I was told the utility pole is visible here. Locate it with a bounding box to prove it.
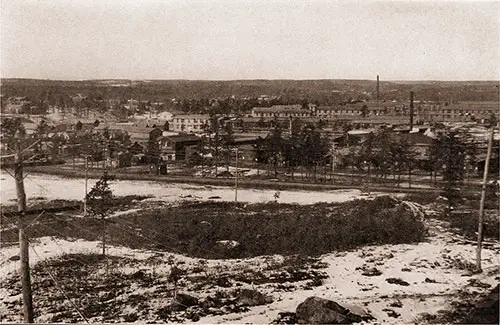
[476,125,495,272]
[331,142,336,183]
[15,139,34,323]
[409,91,415,131]
[83,155,89,216]
[234,147,238,202]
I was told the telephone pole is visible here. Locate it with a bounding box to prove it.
[234,147,238,202]
[15,139,34,323]
[476,125,495,271]
[83,155,89,216]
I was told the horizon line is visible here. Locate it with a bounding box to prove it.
[1,77,500,83]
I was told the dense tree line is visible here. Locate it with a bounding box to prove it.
[2,79,498,115]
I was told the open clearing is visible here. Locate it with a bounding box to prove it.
[0,172,386,205]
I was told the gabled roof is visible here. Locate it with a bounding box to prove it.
[392,132,434,145]
[158,134,200,142]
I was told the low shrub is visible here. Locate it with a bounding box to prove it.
[110,196,427,258]
[447,211,499,240]
[10,196,427,259]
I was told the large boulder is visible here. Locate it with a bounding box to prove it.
[170,292,199,311]
[296,296,374,324]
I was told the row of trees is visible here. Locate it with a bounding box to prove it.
[0,118,133,166]
[254,124,330,179]
[198,122,484,203]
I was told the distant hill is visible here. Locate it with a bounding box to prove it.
[1,78,498,104]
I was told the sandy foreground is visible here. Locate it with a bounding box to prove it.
[0,172,498,323]
[1,218,498,324]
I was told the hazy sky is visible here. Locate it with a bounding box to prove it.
[1,0,499,81]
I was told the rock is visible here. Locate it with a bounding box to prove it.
[215,276,232,288]
[236,288,273,306]
[386,278,410,286]
[131,270,147,280]
[467,279,492,289]
[189,312,200,322]
[8,255,20,261]
[362,267,382,276]
[170,293,199,311]
[389,300,403,308]
[424,277,437,283]
[215,240,240,249]
[271,311,297,324]
[295,296,375,324]
[382,308,401,318]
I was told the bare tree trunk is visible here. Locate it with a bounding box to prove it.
[476,126,494,271]
[102,218,106,256]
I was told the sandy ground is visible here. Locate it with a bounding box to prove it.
[1,172,498,324]
[1,218,498,324]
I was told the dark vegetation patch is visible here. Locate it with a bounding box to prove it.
[421,285,499,324]
[0,195,152,244]
[445,211,499,240]
[3,196,426,259]
[404,191,499,240]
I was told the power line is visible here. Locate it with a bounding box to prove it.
[29,245,90,324]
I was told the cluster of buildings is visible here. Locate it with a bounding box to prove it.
[249,101,498,124]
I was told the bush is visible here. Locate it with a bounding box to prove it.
[447,212,499,240]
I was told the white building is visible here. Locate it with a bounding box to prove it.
[171,114,210,133]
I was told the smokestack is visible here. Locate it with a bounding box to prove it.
[410,91,414,130]
[376,75,380,105]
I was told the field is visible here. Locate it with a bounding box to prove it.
[1,188,499,324]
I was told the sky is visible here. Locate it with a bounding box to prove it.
[1,0,499,81]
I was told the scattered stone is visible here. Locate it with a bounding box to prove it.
[467,279,492,289]
[389,300,403,308]
[425,278,437,283]
[215,276,232,288]
[131,270,148,280]
[200,220,212,227]
[270,311,297,324]
[386,278,410,286]
[215,240,240,249]
[382,308,401,318]
[295,296,375,324]
[362,267,382,277]
[401,267,412,272]
[170,293,199,311]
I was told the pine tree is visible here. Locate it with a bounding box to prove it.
[86,171,115,256]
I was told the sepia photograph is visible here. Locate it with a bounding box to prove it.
[0,0,499,324]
